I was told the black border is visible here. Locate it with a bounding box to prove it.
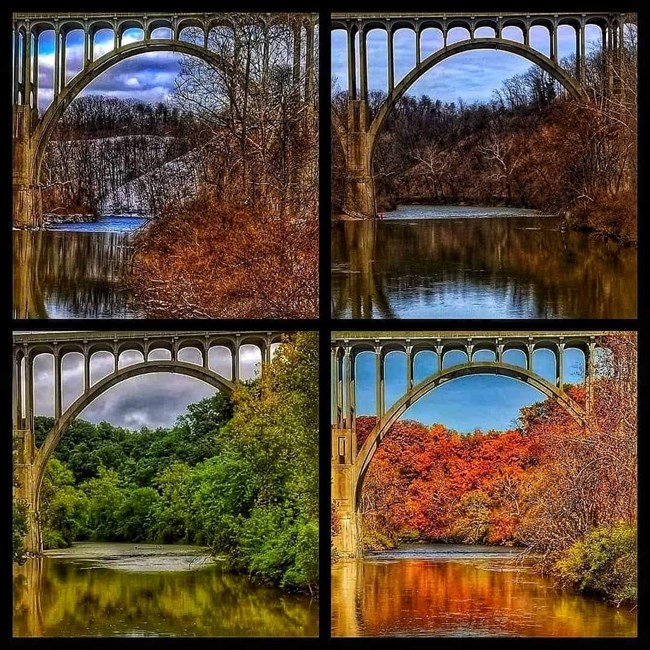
[6,0,648,647]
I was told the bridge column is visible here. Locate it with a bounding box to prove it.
[13,354,22,430]
[13,449,41,556]
[53,25,60,98]
[32,31,39,115]
[232,336,241,382]
[332,429,360,558]
[578,19,586,81]
[332,347,340,426]
[387,27,394,93]
[526,342,534,371]
[342,347,352,428]
[415,25,421,65]
[53,347,62,420]
[550,22,558,62]
[359,26,368,101]
[343,100,375,217]
[557,342,565,388]
[405,344,413,391]
[375,345,384,418]
[13,104,41,228]
[436,343,443,374]
[14,345,40,555]
[83,345,90,392]
[23,22,31,111]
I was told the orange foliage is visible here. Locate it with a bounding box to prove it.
[358,416,536,547]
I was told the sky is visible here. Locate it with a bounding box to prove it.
[34,27,183,113]
[31,343,275,430]
[26,23,609,115]
[353,347,588,433]
[332,24,604,102]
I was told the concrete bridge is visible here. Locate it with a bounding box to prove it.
[13,330,287,555]
[331,331,605,557]
[331,12,627,217]
[12,12,317,228]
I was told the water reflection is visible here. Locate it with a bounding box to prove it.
[14,549,318,637]
[331,546,637,637]
[332,209,637,319]
[13,218,145,319]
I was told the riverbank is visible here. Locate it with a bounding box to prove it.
[338,197,637,247]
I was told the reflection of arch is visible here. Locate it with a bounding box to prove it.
[34,360,234,503]
[353,361,586,506]
[367,38,586,163]
[31,39,230,185]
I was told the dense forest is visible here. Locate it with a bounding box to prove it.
[336,333,636,606]
[14,333,319,594]
[332,26,637,244]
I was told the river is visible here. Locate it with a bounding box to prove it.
[332,206,637,319]
[13,216,147,319]
[13,543,318,637]
[331,544,636,637]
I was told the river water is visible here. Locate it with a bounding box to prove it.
[13,543,318,637]
[332,206,637,319]
[331,544,636,637]
[13,216,147,319]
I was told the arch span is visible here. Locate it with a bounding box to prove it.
[34,359,234,505]
[352,361,587,508]
[31,39,229,185]
[366,38,587,163]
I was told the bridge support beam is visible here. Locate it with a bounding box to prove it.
[14,429,42,557]
[13,106,41,229]
[343,100,375,218]
[332,427,361,558]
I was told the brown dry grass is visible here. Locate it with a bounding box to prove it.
[130,200,318,318]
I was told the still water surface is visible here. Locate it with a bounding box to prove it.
[13,216,146,319]
[331,544,637,637]
[332,206,637,319]
[13,543,318,637]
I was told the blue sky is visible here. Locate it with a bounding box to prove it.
[353,347,587,432]
[332,24,604,102]
[34,28,183,113]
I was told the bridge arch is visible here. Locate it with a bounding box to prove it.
[366,38,587,165]
[352,361,587,509]
[30,39,230,188]
[33,360,235,510]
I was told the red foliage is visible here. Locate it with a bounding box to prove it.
[360,419,537,545]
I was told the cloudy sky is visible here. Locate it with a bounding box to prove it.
[35,27,183,113]
[31,342,271,430]
[332,24,604,102]
[355,347,587,432]
[28,24,609,115]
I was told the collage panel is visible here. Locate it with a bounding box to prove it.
[331,331,637,637]
[12,330,319,637]
[331,12,637,319]
[13,11,318,320]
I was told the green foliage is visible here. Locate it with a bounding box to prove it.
[37,335,318,592]
[554,523,637,606]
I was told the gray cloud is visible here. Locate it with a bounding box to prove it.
[32,344,267,429]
